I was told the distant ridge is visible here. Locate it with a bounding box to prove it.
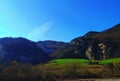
[0,24,120,64]
[0,37,48,64]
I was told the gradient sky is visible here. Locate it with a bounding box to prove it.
[0,0,120,42]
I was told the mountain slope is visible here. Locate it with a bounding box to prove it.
[0,37,48,64]
[50,24,120,60]
[93,23,120,43]
[36,40,68,54]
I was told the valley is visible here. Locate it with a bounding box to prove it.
[0,24,120,81]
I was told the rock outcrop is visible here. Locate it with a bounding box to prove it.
[50,24,120,60]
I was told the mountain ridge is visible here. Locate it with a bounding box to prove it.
[0,23,120,64]
[0,37,48,65]
[36,40,68,54]
[50,23,120,60]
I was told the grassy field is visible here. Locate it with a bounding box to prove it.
[1,58,120,80]
[48,59,90,64]
[99,58,120,64]
[47,58,120,65]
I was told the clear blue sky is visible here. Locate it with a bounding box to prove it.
[0,0,120,42]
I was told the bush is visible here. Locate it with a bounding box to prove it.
[63,62,80,78]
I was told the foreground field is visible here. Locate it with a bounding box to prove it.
[0,58,120,81]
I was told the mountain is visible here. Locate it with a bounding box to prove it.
[0,37,48,65]
[36,40,68,54]
[0,24,119,64]
[50,24,120,60]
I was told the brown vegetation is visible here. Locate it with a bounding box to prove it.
[0,61,120,81]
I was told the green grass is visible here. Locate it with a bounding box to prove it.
[99,58,120,64]
[47,58,120,65]
[48,59,89,64]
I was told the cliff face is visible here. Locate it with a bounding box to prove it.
[85,42,112,60]
[86,43,108,60]
[50,24,120,60]
[70,37,114,60]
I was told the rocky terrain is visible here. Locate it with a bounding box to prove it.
[50,24,120,60]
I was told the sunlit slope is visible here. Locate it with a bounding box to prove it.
[47,58,120,65]
[48,59,89,64]
[99,58,120,64]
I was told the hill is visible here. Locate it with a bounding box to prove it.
[36,40,68,54]
[0,24,120,64]
[50,24,120,60]
[0,37,48,64]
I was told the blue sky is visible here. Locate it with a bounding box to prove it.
[0,0,120,42]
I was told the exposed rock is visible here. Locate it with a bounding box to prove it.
[85,45,93,60]
[50,24,120,60]
[98,43,107,59]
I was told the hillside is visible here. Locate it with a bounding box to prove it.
[36,40,68,54]
[0,24,120,81]
[50,24,120,60]
[0,24,120,64]
[0,37,48,64]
